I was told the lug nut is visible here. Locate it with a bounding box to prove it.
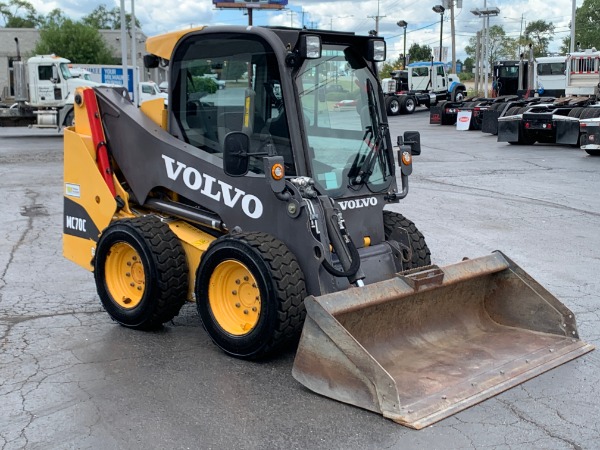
[130,282,135,287]
[243,310,249,315]
[235,279,241,285]
[137,286,142,291]
[232,290,237,295]
[252,307,257,312]
[126,272,130,277]
[244,276,249,281]
[235,303,241,308]
[127,261,132,266]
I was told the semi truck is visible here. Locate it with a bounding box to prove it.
[382,61,466,115]
[0,38,106,127]
[498,49,600,145]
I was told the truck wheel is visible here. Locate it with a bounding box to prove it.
[386,96,401,116]
[63,108,75,127]
[400,96,416,114]
[94,216,188,330]
[568,107,584,118]
[196,232,306,359]
[585,150,600,156]
[383,211,431,269]
[452,89,465,102]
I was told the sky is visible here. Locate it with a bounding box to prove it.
[23,0,580,63]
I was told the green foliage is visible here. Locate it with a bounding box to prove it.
[0,0,41,28]
[408,43,432,63]
[464,25,516,65]
[224,61,248,82]
[524,20,555,57]
[326,91,358,102]
[561,0,600,52]
[82,4,140,30]
[34,18,116,64]
[458,72,474,81]
[190,77,218,95]
[463,57,474,72]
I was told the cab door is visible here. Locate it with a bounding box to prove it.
[30,63,64,107]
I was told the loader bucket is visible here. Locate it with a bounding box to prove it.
[292,252,593,429]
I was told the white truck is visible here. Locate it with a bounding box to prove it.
[382,61,466,115]
[0,39,108,127]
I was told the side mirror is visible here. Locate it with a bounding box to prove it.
[51,65,59,84]
[144,54,159,69]
[399,131,421,155]
[223,132,250,176]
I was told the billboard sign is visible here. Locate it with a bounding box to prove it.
[214,0,287,8]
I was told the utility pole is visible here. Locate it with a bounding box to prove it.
[130,0,138,107]
[475,31,481,93]
[450,0,456,73]
[570,0,576,53]
[119,0,128,98]
[368,0,386,35]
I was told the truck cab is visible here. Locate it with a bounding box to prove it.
[27,55,102,108]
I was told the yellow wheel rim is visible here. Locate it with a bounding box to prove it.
[104,242,145,309]
[208,260,261,336]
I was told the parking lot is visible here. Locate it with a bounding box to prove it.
[1,109,600,449]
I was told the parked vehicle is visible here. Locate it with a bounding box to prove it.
[0,39,107,127]
[63,25,591,430]
[497,50,600,145]
[382,61,466,116]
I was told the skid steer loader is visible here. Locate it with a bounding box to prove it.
[62,25,593,429]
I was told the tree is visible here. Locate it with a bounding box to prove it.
[379,54,403,79]
[408,43,432,63]
[0,0,41,28]
[82,4,140,30]
[524,20,554,57]
[561,0,600,53]
[34,18,116,64]
[464,25,516,67]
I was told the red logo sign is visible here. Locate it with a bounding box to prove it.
[459,116,470,123]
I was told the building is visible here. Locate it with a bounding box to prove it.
[0,27,165,99]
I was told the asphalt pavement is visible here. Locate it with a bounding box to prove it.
[1,111,600,449]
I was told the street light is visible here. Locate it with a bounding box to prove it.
[397,20,408,68]
[471,6,500,97]
[432,5,445,63]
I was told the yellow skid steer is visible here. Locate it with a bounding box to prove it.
[62,25,593,429]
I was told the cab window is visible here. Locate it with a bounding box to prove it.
[171,34,294,174]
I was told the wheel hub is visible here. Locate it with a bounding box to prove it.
[209,260,261,335]
[104,242,145,309]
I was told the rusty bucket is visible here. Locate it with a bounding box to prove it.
[292,252,593,429]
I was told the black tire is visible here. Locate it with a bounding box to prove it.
[568,107,584,118]
[585,149,600,156]
[386,96,401,116]
[505,106,520,116]
[63,108,75,127]
[196,232,306,359]
[94,216,188,330]
[452,88,465,102]
[400,96,416,114]
[383,211,431,269]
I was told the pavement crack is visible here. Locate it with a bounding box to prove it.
[497,398,583,449]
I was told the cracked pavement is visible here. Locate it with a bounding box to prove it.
[1,115,599,449]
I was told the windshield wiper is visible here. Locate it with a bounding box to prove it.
[351,79,389,186]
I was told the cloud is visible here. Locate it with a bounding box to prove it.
[25,0,577,61]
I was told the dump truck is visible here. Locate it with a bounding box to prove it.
[62,25,593,429]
